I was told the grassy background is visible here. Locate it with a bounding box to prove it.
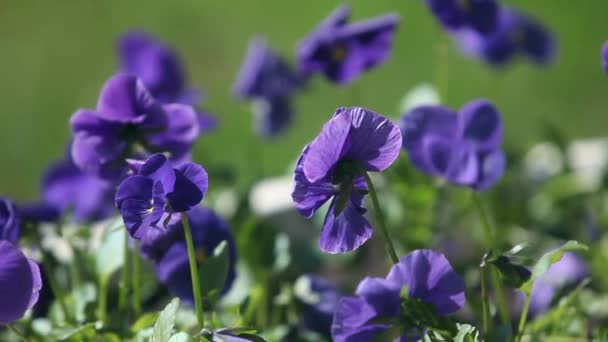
[1,0,607,200]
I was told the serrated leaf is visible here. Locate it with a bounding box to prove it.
[454,324,480,342]
[520,241,588,294]
[150,298,180,342]
[131,312,160,332]
[96,223,125,279]
[200,241,230,298]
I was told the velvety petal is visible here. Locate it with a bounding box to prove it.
[148,104,200,151]
[473,149,505,191]
[319,194,372,254]
[519,12,556,65]
[70,109,126,163]
[386,249,466,316]
[138,153,176,194]
[139,212,181,261]
[292,146,335,217]
[297,274,343,336]
[27,259,42,308]
[0,241,38,325]
[331,297,389,342]
[0,197,20,243]
[167,163,208,212]
[303,110,351,183]
[400,105,458,174]
[421,135,453,176]
[444,142,480,186]
[116,176,166,239]
[17,202,61,223]
[252,95,293,137]
[342,107,402,172]
[355,277,401,317]
[603,41,608,75]
[96,73,161,123]
[457,99,503,151]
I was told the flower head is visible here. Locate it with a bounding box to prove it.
[602,41,608,74]
[233,37,301,136]
[295,274,343,336]
[292,107,401,253]
[70,73,200,179]
[331,250,466,341]
[400,99,505,191]
[0,241,42,325]
[297,5,400,85]
[0,197,20,243]
[425,0,498,34]
[115,153,208,239]
[454,7,555,66]
[150,206,237,305]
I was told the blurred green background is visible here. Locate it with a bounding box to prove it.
[1,0,607,200]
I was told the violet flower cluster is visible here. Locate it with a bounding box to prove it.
[400,99,505,190]
[292,106,401,253]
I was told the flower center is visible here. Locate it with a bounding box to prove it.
[332,44,348,63]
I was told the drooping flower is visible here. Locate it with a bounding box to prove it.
[0,197,20,243]
[70,73,200,180]
[294,274,343,337]
[331,249,466,341]
[149,206,237,305]
[233,37,301,136]
[291,107,402,253]
[115,153,208,239]
[0,241,42,325]
[425,0,498,35]
[602,41,608,74]
[454,7,556,66]
[117,31,216,133]
[400,99,505,191]
[297,5,400,85]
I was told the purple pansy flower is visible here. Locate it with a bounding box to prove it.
[400,99,505,191]
[425,0,498,35]
[118,31,217,133]
[297,5,400,85]
[70,73,200,180]
[454,7,556,66]
[0,197,20,243]
[233,37,301,136]
[115,153,208,239]
[291,107,402,253]
[150,206,237,305]
[602,41,608,74]
[0,241,42,325]
[331,250,466,341]
[295,274,343,337]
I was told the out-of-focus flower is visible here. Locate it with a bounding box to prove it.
[331,249,466,341]
[249,176,294,216]
[0,197,20,243]
[566,137,608,191]
[70,73,200,180]
[454,7,555,66]
[292,107,402,253]
[0,241,42,325]
[118,31,217,133]
[399,83,440,114]
[294,274,343,336]
[115,153,208,239]
[602,41,608,74]
[233,37,301,136]
[297,5,400,85]
[400,99,505,191]
[149,206,237,305]
[425,0,498,34]
[523,142,563,182]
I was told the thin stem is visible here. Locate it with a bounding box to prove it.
[181,212,206,330]
[132,240,142,317]
[41,254,72,323]
[362,172,399,264]
[480,264,491,334]
[434,34,449,101]
[491,266,510,325]
[516,293,532,342]
[118,229,131,320]
[7,324,29,341]
[471,192,494,247]
[98,276,109,325]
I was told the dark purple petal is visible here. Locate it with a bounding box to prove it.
[457,99,503,151]
[96,73,161,124]
[342,107,402,172]
[519,12,556,65]
[0,198,20,243]
[603,41,608,75]
[331,297,389,342]
[148,104,200,152]
[139,212,181,260]
[138,153,176,194]
[253,95,294,137]
[400,105,458,174]
[0,241,41,325]
[70,109,126,162]
[444,142,480,186]
[116,176,166,239]
[17,202,61,223]
[386,249,466,316]
[167,163,208,212]
[292,146,335,218]
[319,193,372,253]
[298,274,343,336]
[473,149,505,191]
[355,277,400,317]
[303,110,351,183]
[425,0,498,34]
[421,135,453,176]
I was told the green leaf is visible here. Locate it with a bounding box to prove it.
[168,332,192,342]
[520,240,588,294]
[485,325,513,342]
[489,255,532,288]
[454,324,480,342]
[96,222,125,279]
[52,323,97,341]
[150,298,180,342]
[131,312,160,332]
[199,241,230,299]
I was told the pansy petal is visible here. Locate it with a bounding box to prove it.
[139,153,176,193]
[27,259,42,308]
[421,135,453,176]
[319,196,372,253]
[603,41,608,75]
[386,249,466,316]
[0,241,36,325]
[331,297,389,342]
[303,110,351,183]
[355,277,400,317]
[167,163,208,212]
[292,150,335,217]
[519,12,556,65]
[473,149,506,191]
[445,142,479,186]
[457,99,502,151]
[116,176,165,238]
[148,104,200,150]
[0,198,20,243]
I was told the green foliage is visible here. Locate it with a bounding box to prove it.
[200,241,230,299]
[151,298,180,342]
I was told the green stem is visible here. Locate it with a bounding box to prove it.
[181,212,206,330]
[516,293,532,342]
[491,266,510,325]
[132,240,142,317]
[434,34,449,101]
[362,172,399,264]
[98,276,109,325]
[7,324,29,341]
[41,254,72,323]
[472,192,494,247]
[118,230,131,320]
[480,264,491,334]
